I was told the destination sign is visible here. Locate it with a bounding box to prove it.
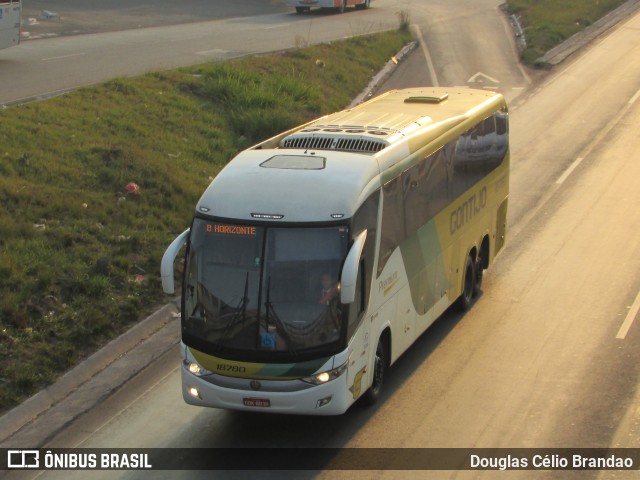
[206,224,257,236]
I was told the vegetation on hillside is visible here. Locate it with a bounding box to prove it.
[506,0,628,64]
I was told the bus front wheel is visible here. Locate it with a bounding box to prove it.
[363,336,387,405]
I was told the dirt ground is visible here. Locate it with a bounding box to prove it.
[20,0,289,39]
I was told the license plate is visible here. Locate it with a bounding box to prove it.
[243,397,271,407]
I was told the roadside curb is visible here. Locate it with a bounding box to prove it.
[349,41,418,108]
[0,303,179,447]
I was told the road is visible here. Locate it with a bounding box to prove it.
[20,0,289,37]
[1,0,529,105]
[2,0,640,478]
[375,0,530,101]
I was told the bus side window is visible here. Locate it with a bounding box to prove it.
[378,177,404,275]
[358,259,366,314]
[347,258,366,339]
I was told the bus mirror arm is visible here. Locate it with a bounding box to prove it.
[161,229,190,295]
[340,230,367,304]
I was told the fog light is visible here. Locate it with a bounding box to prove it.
[188,387,201,399]
[316,396,333,408]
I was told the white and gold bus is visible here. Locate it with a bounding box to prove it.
[162,88,509,415]
[0,0,20,51]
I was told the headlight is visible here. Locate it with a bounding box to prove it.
[302,362,347,385]
[184,360,211,377]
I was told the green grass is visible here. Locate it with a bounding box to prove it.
[506,0,628,65]
[0,29,413,413]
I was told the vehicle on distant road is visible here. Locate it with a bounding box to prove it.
[289,0,370,14]
[0,0,20,50]
[162,87,510,415]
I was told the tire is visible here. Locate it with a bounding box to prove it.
[473,255,483,297]
[362,336,387,405]
[456,254,475,312]
[295,7,307,13]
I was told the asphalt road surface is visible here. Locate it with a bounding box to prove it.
[20,0,290,37]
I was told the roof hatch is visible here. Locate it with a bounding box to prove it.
[404,93,449,104]
[260,154,326,170]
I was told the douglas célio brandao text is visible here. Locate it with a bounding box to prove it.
[470,453,635,470]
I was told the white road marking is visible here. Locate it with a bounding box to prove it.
[467,72,500,84]
[42,52,86,61]
[556,87,640,185]
[556,156,585,185]
[617,289,640,339]
[413,24,438,87]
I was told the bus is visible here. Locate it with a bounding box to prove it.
[161,87,509,415]
[0,0,20,51]
[289,0,370,14]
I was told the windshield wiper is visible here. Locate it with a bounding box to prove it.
[214,272,251,349]
[264,276,297,356]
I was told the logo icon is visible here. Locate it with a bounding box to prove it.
[250,380,262,391]
[8,450,40,469]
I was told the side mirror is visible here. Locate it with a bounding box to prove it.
[340,230,367,304]
[161,229,190,294]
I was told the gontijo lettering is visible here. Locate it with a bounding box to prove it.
[450,186,487,235]
[207,224,256,236]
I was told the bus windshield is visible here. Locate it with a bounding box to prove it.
[183,219,349,361]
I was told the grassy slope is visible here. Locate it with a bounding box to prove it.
[506,0,628,64]
[0,30,412,412]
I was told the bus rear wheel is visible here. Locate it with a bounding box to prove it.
[473,255,484,297]
[363,337,387,405]
[456,254,475,312]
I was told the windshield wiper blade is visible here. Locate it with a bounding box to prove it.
[215,272,251,349]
